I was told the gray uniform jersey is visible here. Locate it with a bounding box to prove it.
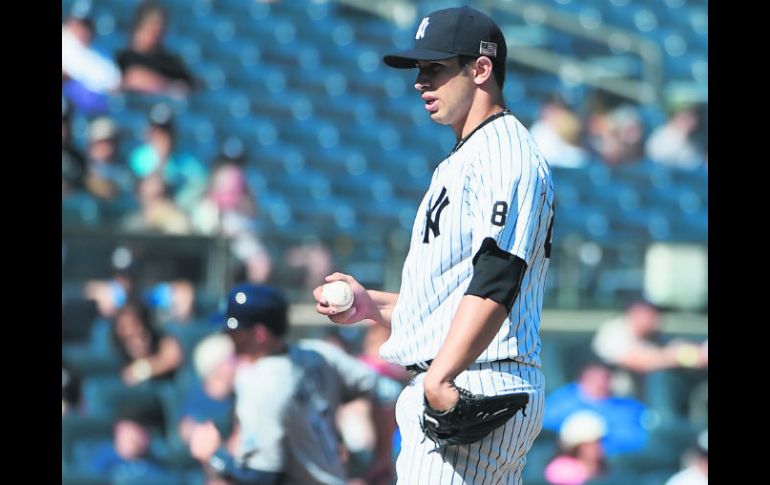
[233,339,399,485]
[380,112,555,368]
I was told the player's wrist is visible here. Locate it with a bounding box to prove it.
[424,378,460,411]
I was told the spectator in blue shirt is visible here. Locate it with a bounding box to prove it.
[128,103,207,213]
[178,334,237,446]
[543,358,649,456]
[85,417,170,481]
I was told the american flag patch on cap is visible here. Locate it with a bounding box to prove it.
[479,41,497,57]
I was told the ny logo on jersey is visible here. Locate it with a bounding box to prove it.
[423,186,449,243]
[415,17,430,39]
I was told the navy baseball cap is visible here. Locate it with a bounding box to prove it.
[223,284,288,336]
[383,6,507,69]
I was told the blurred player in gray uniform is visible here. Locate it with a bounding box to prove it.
[190,283,399,485]
[315,6,555,484]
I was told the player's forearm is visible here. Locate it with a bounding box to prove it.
[425,295,508,388]
[367,290,399,328]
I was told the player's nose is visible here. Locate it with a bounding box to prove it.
[414,72,430,92]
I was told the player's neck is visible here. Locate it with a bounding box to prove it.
[451,99,508,153]
[455,95,506,141]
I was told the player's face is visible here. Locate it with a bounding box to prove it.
[414,58,475,129]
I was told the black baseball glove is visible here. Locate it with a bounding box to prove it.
[421,384,529,447]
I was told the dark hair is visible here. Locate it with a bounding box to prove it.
[132,0,168,32]
[112,301,161,363]
[458,55,506,90]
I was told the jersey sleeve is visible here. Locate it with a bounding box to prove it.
[465,129,551,264]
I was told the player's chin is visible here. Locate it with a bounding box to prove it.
[428,110,453,126]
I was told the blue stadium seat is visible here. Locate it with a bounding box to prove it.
[215,115,279,151]
[287,196,358,236]
[98,194,140,226]
[320,93,376,124]
[584,179,641,212]
[554,204,611,242]
[81,375,164,423]
[62,415,114,474]
[281,168,333,199]
[671,209,707,242]
[643,184,703,216]
[63,192,102,228]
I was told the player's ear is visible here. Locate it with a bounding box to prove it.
[472,56,494,86]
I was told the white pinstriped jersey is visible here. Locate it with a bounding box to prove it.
[380,112,555,368]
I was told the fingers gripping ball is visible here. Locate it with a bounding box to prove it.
[322,281,354,312]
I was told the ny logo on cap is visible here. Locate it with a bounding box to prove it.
[415,17,430,39]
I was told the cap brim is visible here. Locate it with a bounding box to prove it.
[383,48,457,68]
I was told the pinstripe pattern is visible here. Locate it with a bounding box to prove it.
[380,113,555,368]
[394,363,545,484]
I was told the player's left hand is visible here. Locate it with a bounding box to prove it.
[189,421,222,462]
[424,379,460,412]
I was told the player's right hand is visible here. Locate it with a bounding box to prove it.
[313,272,374,325]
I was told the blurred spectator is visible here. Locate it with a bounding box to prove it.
[591,300,708,397]
[62,96,87,196]
[62,362,82,416]
[62,7,121,115]
[84,416,170,481]
[188,284,398,485]
[544,410,607,485]
[122,172,193,234]
[116,0,196,96]
[192,161,272,283]
[112,301,184,386]
[645,104,705,170]
[337,324,408,480]
[147,278,198,325]
[83,270,133,320]
[543,358,648,456]
[128,103,208,213]
[665,429,707,485]
[284,242,334,292]
[592,300,708,374]
[529,96,589,168]
[588,104,644,166]
[359,324,410,384]
[178,334,236,446]
[84,116,135,201]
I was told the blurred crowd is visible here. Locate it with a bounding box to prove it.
[63,267,707,485]
[63,1,707,484]
[62,0,707,291]
[529,92,707,171]
[62,268,411,484]
[62,0,334,294]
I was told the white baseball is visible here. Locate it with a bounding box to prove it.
[322,280,354,312]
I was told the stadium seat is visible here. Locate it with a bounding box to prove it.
[63,192,102,229]
[62,415,114,474]
[81,376,166,425]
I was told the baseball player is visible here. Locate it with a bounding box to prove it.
[189,283,400,485]
[314,6,555,484]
